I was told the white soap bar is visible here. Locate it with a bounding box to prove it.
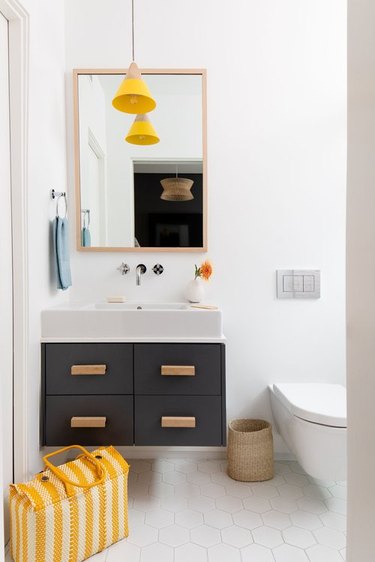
[106,296,127,303]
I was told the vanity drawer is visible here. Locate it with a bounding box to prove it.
[45,343,133,395]
[44,395,133,446]
[134,343,222,395]
[135,395,223,446]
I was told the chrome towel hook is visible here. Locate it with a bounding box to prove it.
[51,189,68,218]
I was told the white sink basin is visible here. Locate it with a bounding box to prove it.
[92,302,188,311]
[41,302,224,341]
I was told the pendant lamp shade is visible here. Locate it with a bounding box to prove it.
[125,114,160,145]
[112,62,156,114]
[160,177,194,201]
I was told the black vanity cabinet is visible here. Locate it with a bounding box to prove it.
[41,342,226,447]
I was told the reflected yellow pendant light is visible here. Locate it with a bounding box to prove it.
[126,114,160,145]
[112,0,156,115]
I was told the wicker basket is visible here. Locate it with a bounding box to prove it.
[227,419,274,481]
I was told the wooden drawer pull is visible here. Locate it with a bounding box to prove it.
[71,416,106,428]
[161,416,196,428]
[161,365,195,376]
[71,364,107,376]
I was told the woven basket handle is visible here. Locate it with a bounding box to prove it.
[43,445,105,489]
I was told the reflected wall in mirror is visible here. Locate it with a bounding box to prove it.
[73,69,207,252]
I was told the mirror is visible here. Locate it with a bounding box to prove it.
[73,69,207,251]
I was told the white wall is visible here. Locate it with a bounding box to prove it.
[65,0,347,454]
[22,0,68,474]
[347,1,375,560]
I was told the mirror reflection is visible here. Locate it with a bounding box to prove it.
[75,71,206,250]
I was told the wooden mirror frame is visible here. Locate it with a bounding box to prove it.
[73,68,207,252]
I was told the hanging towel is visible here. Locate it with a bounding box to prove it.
[81,226,91,247]
[54,217,72,290]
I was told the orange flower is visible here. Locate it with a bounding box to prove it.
[199,260,213,281]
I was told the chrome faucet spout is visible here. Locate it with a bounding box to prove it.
[136,264,147,286]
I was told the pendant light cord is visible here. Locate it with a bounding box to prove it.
[131,0,135,61]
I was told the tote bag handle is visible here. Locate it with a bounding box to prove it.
[43,445,105,488]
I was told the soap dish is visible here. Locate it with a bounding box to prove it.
[106,296,127,303]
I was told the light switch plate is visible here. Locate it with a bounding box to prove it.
[277,270,320,299]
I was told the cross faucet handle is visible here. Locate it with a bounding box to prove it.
[117,263,130,275]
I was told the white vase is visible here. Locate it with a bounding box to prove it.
[185,277,205,303]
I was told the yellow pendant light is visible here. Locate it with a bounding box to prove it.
[126,114,160,145]
[112,0,156,114]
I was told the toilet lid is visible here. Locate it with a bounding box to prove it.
[273,383,347,428]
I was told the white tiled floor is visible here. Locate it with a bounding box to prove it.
[7,459,347,562]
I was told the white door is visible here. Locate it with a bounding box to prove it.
[0,10,13,546]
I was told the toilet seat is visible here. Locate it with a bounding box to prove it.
[272,383,346,428]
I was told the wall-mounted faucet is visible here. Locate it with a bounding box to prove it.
[136,264,147,286]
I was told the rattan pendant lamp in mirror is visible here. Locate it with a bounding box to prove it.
[160,166,194,201]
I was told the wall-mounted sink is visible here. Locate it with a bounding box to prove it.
[92,302,188,311]
[41,302,224,342]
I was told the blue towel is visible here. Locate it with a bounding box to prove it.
[81,227,91,247]
[54,217,72,290]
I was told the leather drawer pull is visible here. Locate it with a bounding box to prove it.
[161,416,196,428]
[161,365,195,376]
[71,416,107,428]
[71,364,107,376]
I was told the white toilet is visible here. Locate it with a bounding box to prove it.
[269,383,347,481]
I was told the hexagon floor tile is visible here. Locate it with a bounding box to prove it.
[5,459,345,562]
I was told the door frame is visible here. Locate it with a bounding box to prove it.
[0,0,29,489]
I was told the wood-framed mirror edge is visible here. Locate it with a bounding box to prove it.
[73,68,208,253]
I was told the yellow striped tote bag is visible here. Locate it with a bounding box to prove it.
[9,445,129,562]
